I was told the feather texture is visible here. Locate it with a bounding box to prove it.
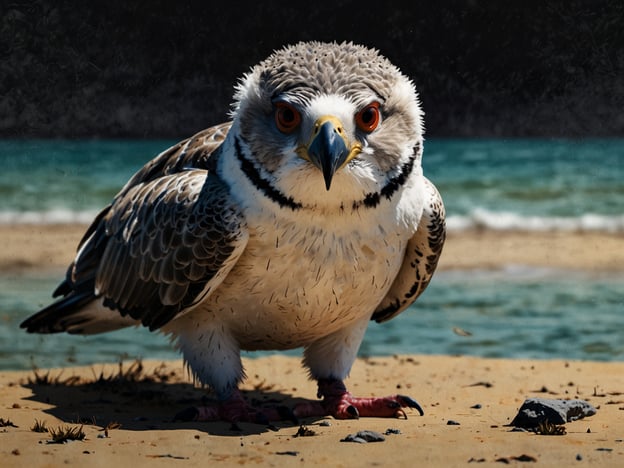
[22,42,445,399]
[21,124,247,333]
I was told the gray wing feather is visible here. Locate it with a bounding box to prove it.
[95,169,247,329]
[21,123,246,334]
[371,178,446,323]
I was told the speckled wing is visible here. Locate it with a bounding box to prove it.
[22,123,248,333]
[371,178,446,323]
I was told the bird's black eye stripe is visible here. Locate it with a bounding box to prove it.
[234,136,303,211]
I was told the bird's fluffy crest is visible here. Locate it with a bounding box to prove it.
[232,41,410,115]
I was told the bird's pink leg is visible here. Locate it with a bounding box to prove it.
[294,378,424,419]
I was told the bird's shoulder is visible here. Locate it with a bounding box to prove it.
[118,122,232,196]
[75,122,233,250]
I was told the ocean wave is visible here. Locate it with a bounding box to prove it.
[447,208,624,233]
[0,209,100,225]
[1,208,623,233]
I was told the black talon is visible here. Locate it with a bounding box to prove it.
[398,395,424,416]
[347,405,360,419]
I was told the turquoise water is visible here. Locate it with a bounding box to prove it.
[2,138,623,229]
[426,139,624,231]
[0,138,623,370]
[1,268,622,370]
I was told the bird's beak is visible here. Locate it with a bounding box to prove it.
[296,116,362,190]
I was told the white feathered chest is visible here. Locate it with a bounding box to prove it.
[184,143,425,350]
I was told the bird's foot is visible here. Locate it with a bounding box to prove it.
[293,378,424,419]
[174,389,294,427]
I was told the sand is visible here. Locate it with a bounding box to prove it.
[1,224,623,466]
[1,356,623,467]
[2,223,624,273]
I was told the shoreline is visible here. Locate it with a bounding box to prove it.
[2,223,623,274]
[1,355,623,466]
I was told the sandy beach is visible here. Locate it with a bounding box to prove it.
[3,223,624,273]
[1,224,623,466]
[1,356,623,467]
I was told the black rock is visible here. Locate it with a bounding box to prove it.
[341,430,386,443]
[510,398,597,428]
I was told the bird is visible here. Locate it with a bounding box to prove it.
[21,41,446,424]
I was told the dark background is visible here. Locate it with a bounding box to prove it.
[2,0,623,139]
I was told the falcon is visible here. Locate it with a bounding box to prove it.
[21,42,446,424]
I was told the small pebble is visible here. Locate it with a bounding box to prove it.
[576,454,583,461]
[341,430,386,443]
[385,428,401,435]
[447,420,461,425]
[471,404,482,409]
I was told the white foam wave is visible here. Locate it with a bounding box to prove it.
[447,208,624,233]
[1,207,623,234]
[0,209,99,225]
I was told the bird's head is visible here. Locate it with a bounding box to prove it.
[229,41,423,206]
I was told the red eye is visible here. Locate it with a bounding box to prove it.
[275,102,301,133]
[355,102,381,133]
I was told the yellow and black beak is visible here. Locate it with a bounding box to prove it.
[297,116,361,190]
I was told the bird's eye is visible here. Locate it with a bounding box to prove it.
[355,102,381,133]
[275,102,301,134]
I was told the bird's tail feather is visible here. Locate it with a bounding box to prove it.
[20,290,137,335]
[20,289,96,334]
